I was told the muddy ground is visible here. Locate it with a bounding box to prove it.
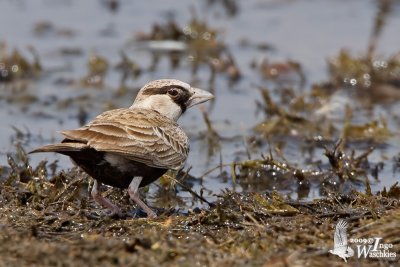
[0,147,399,266]
[1,0,400,266]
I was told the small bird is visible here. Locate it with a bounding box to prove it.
[329,220,354,262]
[30,79,214,218]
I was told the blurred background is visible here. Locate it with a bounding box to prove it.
[1,0,400,207]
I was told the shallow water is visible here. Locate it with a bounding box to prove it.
[1,0,399,204]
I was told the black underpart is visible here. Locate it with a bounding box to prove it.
[59,139,168,189]
[142,85,191,113]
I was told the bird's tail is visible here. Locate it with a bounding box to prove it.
[29,143,87,154]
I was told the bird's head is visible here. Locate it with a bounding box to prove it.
[131,79,214,121]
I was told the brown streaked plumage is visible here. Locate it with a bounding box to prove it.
[30,79,214,218]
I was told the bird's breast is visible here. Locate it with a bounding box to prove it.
[68,149,167,188]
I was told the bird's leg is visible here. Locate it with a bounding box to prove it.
[91,180,122,216]
[127,176,157,218]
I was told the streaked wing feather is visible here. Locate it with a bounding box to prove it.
[61,108,189,169]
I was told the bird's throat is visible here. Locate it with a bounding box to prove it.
[131,95,182,121]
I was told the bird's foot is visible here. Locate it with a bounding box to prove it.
[91,180,124,217]
[146,209,157,219]
[128,176,157,219]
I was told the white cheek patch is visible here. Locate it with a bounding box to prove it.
[132,95,182,121]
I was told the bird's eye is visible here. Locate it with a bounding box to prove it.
[167,88,179,97]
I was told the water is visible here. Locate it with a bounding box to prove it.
[1,0,399,204]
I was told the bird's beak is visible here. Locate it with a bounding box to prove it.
[187,87,214,108]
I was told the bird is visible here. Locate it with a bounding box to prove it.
[30,79,214,218]
[329,220,354,262]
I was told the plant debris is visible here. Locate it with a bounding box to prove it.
[0,43,41,82]
[0,148,399,266]
[1,1,400,266]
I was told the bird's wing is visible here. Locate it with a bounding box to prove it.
[61,108,189,170]
[333,220,349,251]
